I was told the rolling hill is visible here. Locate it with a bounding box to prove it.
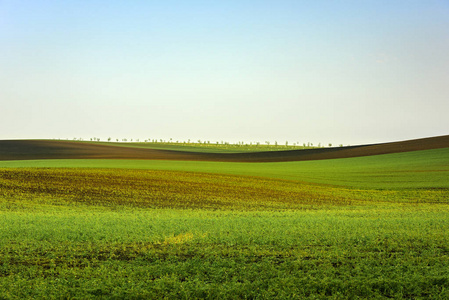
[0,135,448,162]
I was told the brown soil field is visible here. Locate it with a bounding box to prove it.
[0,135,448,162]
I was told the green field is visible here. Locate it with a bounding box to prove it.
[2,147,448,189]
[1,206,448,299]
[89,141,314,153]
[1,146,449,298]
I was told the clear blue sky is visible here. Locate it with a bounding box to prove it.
[1,1,448,145]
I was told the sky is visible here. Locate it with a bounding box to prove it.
[1,0,448,145]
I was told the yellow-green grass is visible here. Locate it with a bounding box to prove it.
[1,147,448,189]
[87,141,314,153]
[0,168,350,211]
[1,147,449,298]
[1,168,448,212]
[1,204,449,299]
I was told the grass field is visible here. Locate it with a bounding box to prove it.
[1,147,448,189]
[1,206,448,299]
[90,141,312,153]
[1,138,449,299]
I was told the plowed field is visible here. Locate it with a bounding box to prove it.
[1,135,448,162]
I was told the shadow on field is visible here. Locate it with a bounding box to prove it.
[0,135,448,162]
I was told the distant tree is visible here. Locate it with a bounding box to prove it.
[265,141,270,145]
[285,141,288,146]
[328,143,332,147]
[275,141,278,146]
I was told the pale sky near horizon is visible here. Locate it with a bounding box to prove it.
[1,1,448,145]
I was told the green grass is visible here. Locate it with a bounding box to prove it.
[1,147,449,298]
[2,168,447,213]
[1,147,448,189]
[1,205,448,299]
[84,140,315,153]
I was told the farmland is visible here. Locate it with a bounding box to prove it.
[89,140,314,153]
[1,136,449,299]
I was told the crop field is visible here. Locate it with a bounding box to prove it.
[1,147,449,190]
[90,141,313,153]
[0,136,449,299]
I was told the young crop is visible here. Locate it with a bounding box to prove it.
[1,167,448,212]
[0,205,448,299]
[0,168,359,211]
[0,146,448,299]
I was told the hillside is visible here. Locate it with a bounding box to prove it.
[0,135,448,162]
